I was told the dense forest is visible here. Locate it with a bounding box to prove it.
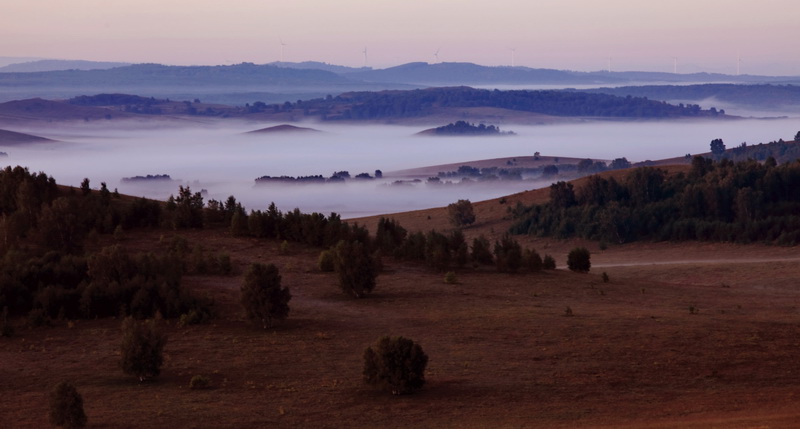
[510,155,800,245]
[288,87,722,121]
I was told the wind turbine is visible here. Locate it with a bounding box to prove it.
[672,57,678,74]
[510,48,516,67]
[737,51,742,76]
[434,47,440,64]
[607,57,612,73]
[363,46,368,67]
[279,38,288,63]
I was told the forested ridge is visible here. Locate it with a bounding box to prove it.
[510,155,800,245]
[285,87,723,120]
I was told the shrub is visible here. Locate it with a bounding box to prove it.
[543,254,556,270]
[240,263,291,329]
[333,240,378,298]
[494,234,522,273]
[447,199,476,227]
[567,247,591,272]
[189,375,211,390]
[120,317,167,382]
[444,271,457,284]
[602,272,610,283]
[27,308,49,327]
[318,249,335,272]
[470,235,494,265]
[521,248,543,272]
[363,336,429,395]
[49,381,87,429]
[217,253,232,275]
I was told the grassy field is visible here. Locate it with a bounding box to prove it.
[3,219,800,428]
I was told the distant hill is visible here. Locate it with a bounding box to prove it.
[0,98,139,124]
[0,128,56,145]
[417,121,515,136]
[286,86,726,121]
[583,83,800,110]
[345,62,621,85]
[0,59,130,73]
[268,61,371,74]
[246,124,322,134]
[342,62,800,86]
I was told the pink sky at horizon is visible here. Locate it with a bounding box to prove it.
[2,0,798,75]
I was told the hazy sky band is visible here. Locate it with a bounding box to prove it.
[1,0,797,75]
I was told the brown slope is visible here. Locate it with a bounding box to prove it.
[352,164,691,247]
[0,128,56,146]
[0,98,138,124]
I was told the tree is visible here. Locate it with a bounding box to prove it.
[567,247,591,272]
[710,138,726,155]
[240,263,291,329]
[549,181,576,209]
[120,317,167,382]
[609,157,631,170]
[49,381,87,429]
[166,186,204,229]
[494,234,522,273]
[447,199,476,227]
[363,336,428,395]
[79,178,90,196]
[333,240,378,298]
[795,131,800,142]
[470,235,494,265]
[542,165,559,177]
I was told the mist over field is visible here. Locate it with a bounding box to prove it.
[3,118,798,218]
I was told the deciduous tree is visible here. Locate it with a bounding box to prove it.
[240,263,291,328]
[363,336,428,395]
[447,199,476,227]
[120,317,167,382]
[49,381,87,429]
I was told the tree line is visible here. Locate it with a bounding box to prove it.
[510,155,800,245]
[273,87,723,121]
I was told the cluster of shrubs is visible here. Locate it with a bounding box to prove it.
[510,156,800,245]
[371,217,555,274]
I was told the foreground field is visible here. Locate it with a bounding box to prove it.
[2,227,800,428]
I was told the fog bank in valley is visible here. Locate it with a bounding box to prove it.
[2,118,798,218]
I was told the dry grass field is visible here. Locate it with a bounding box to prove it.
[3,210,800,428]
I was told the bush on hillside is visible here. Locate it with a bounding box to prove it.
[363,336,429,395]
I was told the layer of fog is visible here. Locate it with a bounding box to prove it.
[3,118,799,218]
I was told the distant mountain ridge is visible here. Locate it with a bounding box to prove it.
[2,60,798,106]
[0,59,130,73]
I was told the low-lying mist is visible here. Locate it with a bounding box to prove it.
[3,118,798,218]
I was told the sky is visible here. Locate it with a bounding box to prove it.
[2,0,798,75]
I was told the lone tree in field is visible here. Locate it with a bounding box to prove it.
[240,263,291,329]
[333,240,378,298]
[447,199,476,227]
[49,381,87,429]
[120,317,167,382]
[363,336,429,395]
[710,138,726,156]
[567,247,591,272]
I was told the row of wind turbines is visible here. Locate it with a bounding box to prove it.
[277,39,746,75]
